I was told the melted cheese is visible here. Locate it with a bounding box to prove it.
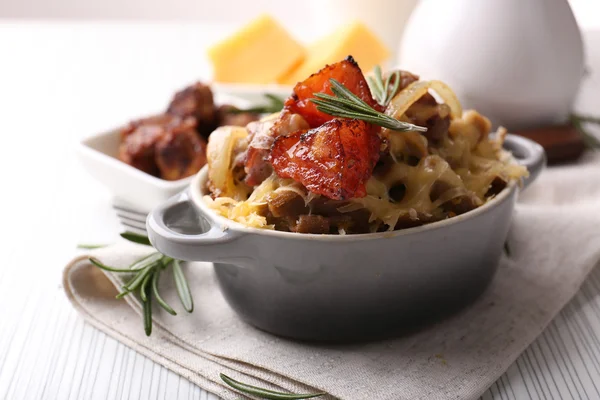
[204,89,528,232]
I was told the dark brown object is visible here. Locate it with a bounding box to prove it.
[397,70,419,90]
[394,212,436,230]
[118,117,171,176]
[118,115,207,180]
[155,120,208,181]
[295,215,330,234]
[167,82,218,139]
[514,124,585,165]
[266,191,308,218]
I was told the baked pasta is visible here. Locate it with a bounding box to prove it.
[203,57,527,234]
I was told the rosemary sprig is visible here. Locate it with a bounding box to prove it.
[367,66,401,107]
[220,373,325,400]
[571,113,600,149]
[231,93,285,114]
[120,231,152,246]
[311,78,427,132]
[89,232,192,336]
[77,243,107,249]
[172,260,194,312]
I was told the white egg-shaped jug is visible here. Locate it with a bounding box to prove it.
[398,0,585,130]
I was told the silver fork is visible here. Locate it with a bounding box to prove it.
[112,198,148,234]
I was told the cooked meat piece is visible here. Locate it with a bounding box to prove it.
[396,70,419,90]
[283,56,382,128]
[307,197,348,216]
[119,114,175,140]
[266,216,296,232]
[243,117,277,186]
[405,101,451,143]
[270,119,381,200]
[167,82,218,138]
[266,190,308,218]
[217,104,260,127]
[244,112,309,186]
[485,176,508,197]
[270,110,311,138]
[394,211,436,230]
[441,194,481,215]
[295,215,330,234]
[330,210,371,234]
[118,117,173,176]
[155,118,208,181]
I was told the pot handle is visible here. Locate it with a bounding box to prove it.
[146,190,240,262]
[503,134,546,189]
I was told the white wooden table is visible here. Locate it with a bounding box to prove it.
[0,22,599,400]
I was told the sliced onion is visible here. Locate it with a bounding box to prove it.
[384,80,463,129]
[431,186,468,209]
[206,126,248,198]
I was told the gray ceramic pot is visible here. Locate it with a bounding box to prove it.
[147,134,545,341]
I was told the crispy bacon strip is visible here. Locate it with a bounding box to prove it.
[270,119,381,200]
[283,56,381,128]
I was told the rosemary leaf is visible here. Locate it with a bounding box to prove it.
[313,93,365,112]
[129,252,163,271]
[124,263,157,292]
[143,286,152,336]
[152,269,177,316]
[77,243,107,249]
[230,93,286,115]
[172,260,194,313]
[89,257,136,273]
[140,271,153,302]
[330,79,374,108]
[369,65,386,104]
[120,232,152,246]
[115,288,130,299]
[264,93,285,109]
[220,373,325,400]
[310,78,427,133]
[384,71,401,106]
[571,114,600,149]
[367,66,402,107]
[573,114,600,125]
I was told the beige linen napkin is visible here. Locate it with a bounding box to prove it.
[64,154,600,400]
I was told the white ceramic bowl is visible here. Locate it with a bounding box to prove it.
[77,127,193,213]
[77,93,252,213]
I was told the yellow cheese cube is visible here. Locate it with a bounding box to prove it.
[208,15,305,84]
[280,21,390,85]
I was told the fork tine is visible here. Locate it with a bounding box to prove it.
[117,215,147,229]
[115,211,147,224]
[112,203,148,218]
[119,219,147,234]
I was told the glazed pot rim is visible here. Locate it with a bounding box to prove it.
[189,165,518,242]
